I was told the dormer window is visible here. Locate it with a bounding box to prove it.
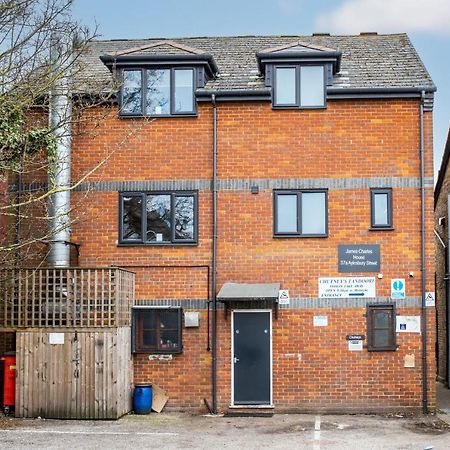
[121,68,195,116]
[256,40,341,111]
[274,65,325,108]
[100,40,218,119]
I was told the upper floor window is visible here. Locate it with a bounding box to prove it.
[370,188,393,229]
[273,65,325,109]
[274,190,328,237]
[119,191,197,245]
[121,68,195,116]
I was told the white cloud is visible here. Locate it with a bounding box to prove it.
[316,0,450,35]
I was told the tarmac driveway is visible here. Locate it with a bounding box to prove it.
[1,412,450,449]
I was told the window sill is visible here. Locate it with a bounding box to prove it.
[369,227,395,231]
[118,113,197,119]
[132,350,182,355]
[366,346,398,352]
[272,105,327,110]
[118,242,198,247]
[273,234,328,238]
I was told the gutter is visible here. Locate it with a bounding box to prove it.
[211,94,218,414]
[420,90,428,414]
[197,86,436,102]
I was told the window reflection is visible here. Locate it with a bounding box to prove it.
[147,69,171,115]
[174,69,194,113]
[174,196,194,240]
[122,195,142,240]
[146,194,171,242]
[122,70,142,114]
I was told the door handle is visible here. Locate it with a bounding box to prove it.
[233,357,239,364]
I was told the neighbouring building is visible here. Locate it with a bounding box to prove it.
[435,127,450,387]
[1,33,437,415]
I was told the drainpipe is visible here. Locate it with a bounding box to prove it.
[211,94,218,414]
[47,35,72,267]
[420,90,428,413]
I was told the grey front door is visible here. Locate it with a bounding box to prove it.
[233,311,271,405]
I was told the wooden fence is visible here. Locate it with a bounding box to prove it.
[0,268,135,329]
[15,327,132,419]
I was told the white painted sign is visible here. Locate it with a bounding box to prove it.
[49,333,65,345]
[391,279,406,299]
[396,316,421,333]
[425,292,435,307]
[318,277,376,299]
[313,315,328,327]
[348,339,363,351]
[278,289,290,305]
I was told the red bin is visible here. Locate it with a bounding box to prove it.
[1,353,16,410]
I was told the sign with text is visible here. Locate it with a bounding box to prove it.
[396,316,421,333]
[318,277,376,299]
[338,244,380,273]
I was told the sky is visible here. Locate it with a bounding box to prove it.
[72,0,450,180]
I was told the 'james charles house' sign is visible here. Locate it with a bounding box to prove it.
[338,244,380,273]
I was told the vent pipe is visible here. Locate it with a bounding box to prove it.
[48,35,72,267]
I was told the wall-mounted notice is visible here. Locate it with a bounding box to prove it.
[396,316,421,333]
[338,244,380,273]
[318,277,376,299]
[313,315,328,327]
[49,333,64,345]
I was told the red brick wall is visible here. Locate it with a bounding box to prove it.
[70,98,435,412]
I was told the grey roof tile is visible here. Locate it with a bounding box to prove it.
[77,33,434,93]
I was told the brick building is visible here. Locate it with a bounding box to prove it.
[3,33,437,414]
[435,127,450,386]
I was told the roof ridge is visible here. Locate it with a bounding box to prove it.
[92,33,410,44]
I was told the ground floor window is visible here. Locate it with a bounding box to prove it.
[132,307,182,354]
[366,303,397,351]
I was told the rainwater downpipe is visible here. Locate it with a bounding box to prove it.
[48,36,72,267]
[420,90,428,413]
[211,93,218,414]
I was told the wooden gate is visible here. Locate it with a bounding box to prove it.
[15,328,132,419]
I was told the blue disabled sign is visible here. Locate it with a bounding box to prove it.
[391,278,406,299]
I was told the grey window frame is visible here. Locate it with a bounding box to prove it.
[120,67,197,117]
[370,188,393,229]
[366,303,397,352]
[273,189,328,237]
[272,64,326,109]
[119,190,198,245]
[132,307,183,354]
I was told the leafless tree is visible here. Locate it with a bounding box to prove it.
[0,0,138,268]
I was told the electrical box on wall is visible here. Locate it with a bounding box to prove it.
[185,312,200,327]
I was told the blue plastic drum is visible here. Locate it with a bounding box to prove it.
[133,384,152,414]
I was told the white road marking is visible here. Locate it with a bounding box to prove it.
[0,430,178,436]
[313,415,321,450]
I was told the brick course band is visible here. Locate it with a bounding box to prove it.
[10,177,434,193]
[134,296,422,309]
[77,176,432,192]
